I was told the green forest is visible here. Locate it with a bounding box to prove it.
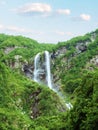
[0,29,98,130]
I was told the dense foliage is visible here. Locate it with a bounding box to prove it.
[0,29,98,129]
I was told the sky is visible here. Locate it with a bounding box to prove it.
[0,0,98,43]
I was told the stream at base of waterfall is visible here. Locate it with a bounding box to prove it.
[33,50,72,109]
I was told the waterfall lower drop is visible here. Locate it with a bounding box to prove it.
[45,51,52,89]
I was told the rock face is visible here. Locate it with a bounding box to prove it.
[4,46,27,54]
[76,41,89,54]
[4,46,15,54]
[51,47,67,59]
[14,55,22,68]
[78,44,87,52]
[90,55,98,66]
[23,64,34,79]
[29,89,41,118]
[7,55,23,68]
[91,33,96,42]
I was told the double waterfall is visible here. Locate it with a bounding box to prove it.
[33,50,72,109]
[33,51,52,89]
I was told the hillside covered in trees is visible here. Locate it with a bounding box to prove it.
[0,29,98,130]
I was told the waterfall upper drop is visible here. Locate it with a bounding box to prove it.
[33,51,52,89]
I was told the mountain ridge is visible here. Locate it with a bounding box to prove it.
[0,29,98,129]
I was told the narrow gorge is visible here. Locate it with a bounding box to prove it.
[33,50,72,109]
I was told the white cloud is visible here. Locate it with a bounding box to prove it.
[6,26,44,35]
[66,32,73,36]
[16,3,52,14]
[55,30,65,36]
[0,0,6,5]
[0,24,4,29]
[80,14,91,21]
[0,24,44,36]
[55,30,73,36]
[6,26,27,33]
[57,9,71,15]
[0,24,32,33]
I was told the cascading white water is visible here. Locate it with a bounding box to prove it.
[33,51,52,89]
[45,51,52,89]
[33,51,72,109]
[33,53,40,82]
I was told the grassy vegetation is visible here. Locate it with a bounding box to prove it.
[0,29,98,129]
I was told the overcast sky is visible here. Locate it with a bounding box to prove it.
[0,0,98,43]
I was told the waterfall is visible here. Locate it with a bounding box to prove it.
[45,51,52,89]
[33,51,52,89]
[33,53,40,82]
[33,51,72,110]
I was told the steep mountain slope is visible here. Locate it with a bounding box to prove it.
[0,34,55,67]
[0,34,65,130]
[0,62,66,130]
[51,29,98,95]
[0,29,98,129]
